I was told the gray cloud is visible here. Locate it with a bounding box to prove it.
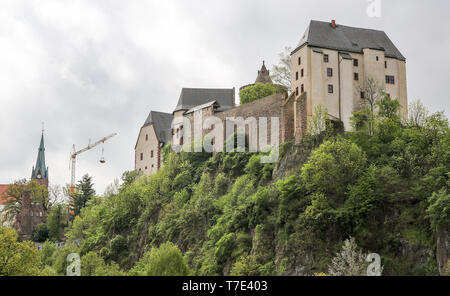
[0,0,448,193]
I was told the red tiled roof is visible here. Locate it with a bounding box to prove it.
[0,184,10,205]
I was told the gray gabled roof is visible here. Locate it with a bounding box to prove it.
[292,20,406,61]
[174,88,234,113]
[184,101,220,115]
[142,111,174,145]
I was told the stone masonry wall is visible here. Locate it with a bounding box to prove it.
[294,92,308,143]
[215,93,288,148]
[281,92,296,143]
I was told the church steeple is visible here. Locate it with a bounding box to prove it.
[31,130,48,184]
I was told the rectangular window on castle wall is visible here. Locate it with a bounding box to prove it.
[360,91,365,99]
[296,71,298,80]
[386,75,395,84]
[324,54,329,63]
[301,84,304,93]
[354,73,359,81]
[328,84,334,94]
[298,57,301,65]
[140,153,143,161]
[151,150,154,158]
[301,69,304,77]
[145,134,148,141]
[354,59,359,67]
[327,68,333,77]
[295,87,299,96]
[385,61,387,68]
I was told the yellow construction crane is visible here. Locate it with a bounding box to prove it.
[70,133,117,194]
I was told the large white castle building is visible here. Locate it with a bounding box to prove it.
[135,20,408,175]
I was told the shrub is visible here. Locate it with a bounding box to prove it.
[327,237,368,276]
[239,83,277,104]
[129,242,190,276]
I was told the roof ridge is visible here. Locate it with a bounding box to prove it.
[310,19,385,33]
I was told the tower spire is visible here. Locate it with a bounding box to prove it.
[255,60,273,84]
[31,129,48,185]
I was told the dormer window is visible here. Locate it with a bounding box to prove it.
[353,59,359,67]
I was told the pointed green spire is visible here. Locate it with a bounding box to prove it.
[31,131,48,181]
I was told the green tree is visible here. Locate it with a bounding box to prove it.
[239,83,277,104]
[32,223,49,242]
[270,46,291,90]
[0,227,41,276]
[129,242,190,276]
[80,251,125,276]
[377,94,401,122]
[307,105,329,136]
[408,99,429,127]
[47,204,67,242]
[39,241,57,268]
[73,174,96,216]
[230,255,261,276]
[426,189,450,230]
[301,138,367,197]
[356,77,383,135]
[1,179,49,225]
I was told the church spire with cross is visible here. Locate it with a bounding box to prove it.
[31,127,49,185]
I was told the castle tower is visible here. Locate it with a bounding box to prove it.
[240,61,274,92]
[255,61,273,84]
[31,131,49,186]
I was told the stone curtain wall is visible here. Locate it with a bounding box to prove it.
[295,92,308,143]
[178,92,309,152]
[281,92,296,143]
[216,93,287,148]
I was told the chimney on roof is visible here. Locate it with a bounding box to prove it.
[331,20,336,28]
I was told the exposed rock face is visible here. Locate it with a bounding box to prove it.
[272,141,314,180]
[436,228,450,275]
[399,239,434,266]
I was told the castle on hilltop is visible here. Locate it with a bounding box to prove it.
[135,20,408,175]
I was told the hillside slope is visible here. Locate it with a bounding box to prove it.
[43,102,449,276]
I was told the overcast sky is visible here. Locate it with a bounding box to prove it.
[0,0,449,194]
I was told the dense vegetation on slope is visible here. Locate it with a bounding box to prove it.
[1,98,449,276]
